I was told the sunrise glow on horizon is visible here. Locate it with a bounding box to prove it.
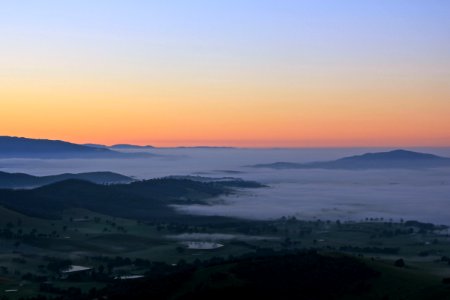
[1,1,450,147]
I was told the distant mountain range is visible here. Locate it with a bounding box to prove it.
[111,144,155,150]
[171,146,236,149]
[82,143,109,149]
[83,143,155,150]
[0,136,154,158]
[0,171,134,189]
[250,150,450,170]
[83,143,235,150]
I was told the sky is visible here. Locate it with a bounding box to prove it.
[1,0,449,147]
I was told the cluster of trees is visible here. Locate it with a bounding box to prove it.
[15,250,380,300]
[113,250,377,299]
[339,245,400,254]
[44,257,72,273]
[440,256,450,265]
[404,220,447,233]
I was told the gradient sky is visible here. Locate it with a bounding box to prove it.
[1,0,449,147]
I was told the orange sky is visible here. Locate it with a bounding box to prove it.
[2,75,449,147]
[1,1,449,147]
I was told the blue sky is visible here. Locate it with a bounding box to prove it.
[1,1,450,146]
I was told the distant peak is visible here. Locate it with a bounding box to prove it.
[110,144,155,149]
[346,149,442,160]
[250,149,450,170]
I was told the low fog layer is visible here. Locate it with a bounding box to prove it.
[1,148,449,225]
[166,233,279,241]
[174,169,450,225]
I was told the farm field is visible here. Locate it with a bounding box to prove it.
[1,205,450,299]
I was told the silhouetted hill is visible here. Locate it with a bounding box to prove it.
[83,143,108,148]
[0,171,133,189]
[341,149,444,161]
[0,136,154,158]
[110,144,155,150]
[173,146,236,149]
[0,178,263,220]
[82,143,236,150]
[250,150,450,170]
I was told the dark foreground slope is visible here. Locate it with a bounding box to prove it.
[46,250,449,300]
[71,251,379,300]
[0,171,133,188]
[251,149,450,170]
[0,178,264,220]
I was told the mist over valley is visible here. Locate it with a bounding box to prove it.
[2,146,449,225]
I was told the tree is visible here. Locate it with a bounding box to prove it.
[394,258,405,268]
[176,246,186,254]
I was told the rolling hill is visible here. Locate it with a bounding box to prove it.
[0,171,134,188]
[0,178,263,220]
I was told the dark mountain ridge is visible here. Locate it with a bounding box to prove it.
[250,149,450,170]
[0,136,154,158]
[110,144,155,150]
[83,143,236,150]
[0,171,133,189]
[341,149,443,161]
[82,143,108,149]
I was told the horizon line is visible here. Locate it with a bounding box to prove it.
[3,135,450,149]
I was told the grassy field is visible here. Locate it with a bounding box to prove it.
[0,206,449,299]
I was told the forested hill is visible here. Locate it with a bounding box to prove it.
[0,171,133,188]
[0,178,264,220]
